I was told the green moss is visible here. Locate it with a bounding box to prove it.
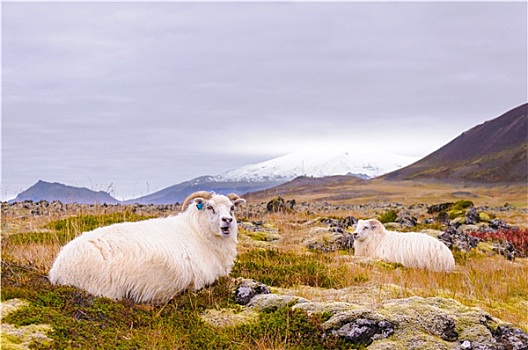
[0,323,54,350]
[446,200,476,220]
[1,275,355,350]
[232,249,355,289]
[478,212,492,222]
[1,299,54,349]
[451,200,474,211]
[448,210,465,220]
[244,231,280,242]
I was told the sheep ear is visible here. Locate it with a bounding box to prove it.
[368,220,377,230]
[233,198,246,207]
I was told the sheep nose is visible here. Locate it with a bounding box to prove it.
[222,217,233,224]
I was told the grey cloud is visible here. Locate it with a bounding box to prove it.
[2,2,526,199]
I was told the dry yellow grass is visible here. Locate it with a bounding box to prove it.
[2,193,527,334]
[237,208,528,332]
[248,179,528,208]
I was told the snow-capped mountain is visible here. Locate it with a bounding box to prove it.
[11,151,418,205]
[216,150,418,183]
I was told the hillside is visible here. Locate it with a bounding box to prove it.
[8,180,120,204]
[124,176,280,205]
[382,103,528,183]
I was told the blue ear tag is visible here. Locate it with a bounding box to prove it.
[196,203,204,211]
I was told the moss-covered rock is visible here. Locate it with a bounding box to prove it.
[447,200,476,221]
[250,288,528,349]
[200,308,259,328]
[478,212,491,222]
[247,294,309,312]
[1,299,53,349]
[452,200,475,211]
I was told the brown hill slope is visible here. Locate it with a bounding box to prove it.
[382,103,528,183]
[244,176,527,208]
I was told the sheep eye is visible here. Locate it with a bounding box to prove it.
[207,205,215,213]
[230,205,235,211]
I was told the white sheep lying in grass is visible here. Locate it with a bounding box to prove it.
[48,191,245,305]
[353,219,455,272]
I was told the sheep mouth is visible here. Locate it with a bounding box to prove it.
[220,226,231,235]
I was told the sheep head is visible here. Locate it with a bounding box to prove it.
[353,219,383,242]
[182,191,246,238]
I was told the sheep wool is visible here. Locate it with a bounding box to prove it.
[48,192,245,305]
[353,219,455,272]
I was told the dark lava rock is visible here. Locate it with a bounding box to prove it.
[438,227,481,252]
[492,325,528,350]
[493,241,518,261]
[465,207,480,225]
[488,219,510,230]
[428,202,455,214]
[396,211,418,227]
[234,279,271,305]
[334,318,394,346]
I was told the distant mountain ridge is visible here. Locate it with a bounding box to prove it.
[10,147,415,204]
[382,103,528,183]
[8,180,120,204]
[124,176,281,205]
[9,104,525,204]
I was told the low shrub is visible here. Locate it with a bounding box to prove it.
[466,228,528,255]
[377,210,398,224]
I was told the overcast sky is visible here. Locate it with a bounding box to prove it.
[2,1,527,200]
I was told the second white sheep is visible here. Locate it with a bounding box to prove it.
[353,219,455,272]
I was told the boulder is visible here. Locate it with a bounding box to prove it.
[489,219,510,230]
[248,294,309,312]
[1,299,53,349]
[395,212,418,227]
[266,196,295,213]
[438,227,481,252]
[334,318,395,346]
[437,211,451,225]
[478,212,491,222]
[304,232,354,253]
[492,325,528,350]
[226,281,528,349]
[427,203,455,214]
[465,207,480,225]
[234,278,271,305]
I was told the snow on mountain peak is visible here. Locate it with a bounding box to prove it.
[216,149,418,183]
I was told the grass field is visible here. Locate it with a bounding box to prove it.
[1,185,527,348]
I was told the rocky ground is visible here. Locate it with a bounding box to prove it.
[1,199,527,349]
[225,278,528,350]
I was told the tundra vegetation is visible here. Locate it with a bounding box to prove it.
[1,195,527,349]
